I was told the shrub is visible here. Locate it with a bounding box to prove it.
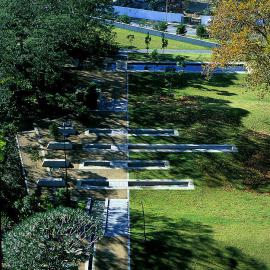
[126,34,135,48]
[117,15,131,24]
[176,24,187,35]
[3,207,103,270]
[14,195,41,220]
[196,25,208,38]
[153,22,168,32]
[138,19,148,27]
[150,49,160,61]
[49,122,60,139]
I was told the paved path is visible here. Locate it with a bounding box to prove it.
[105,199,129,237]
[121,49,212,54]
[130,21,197,36]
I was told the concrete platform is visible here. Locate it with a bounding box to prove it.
[76,179,195,190]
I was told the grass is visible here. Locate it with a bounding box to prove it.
[114,27,210,50]
[128,73,270,191]
[128,73,270,269]
[0,136,6,162]
[186,34,218,44]
[128,52,213,62]
[130,188,270,269]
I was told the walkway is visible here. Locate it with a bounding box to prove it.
[93,199,129,270]
[122,49,212,54]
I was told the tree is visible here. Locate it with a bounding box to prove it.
[176,24,187,35]
[150,49,160,61]
[154,22,168,32]
[49,122,60,139]
[145,32,152,53]
[117,14,131,24]
[14,194,41,220]
[0,0,116,122]
[208,0,270,91]
[127,34,135,48]
[3,207,104,270]
[0,138,27,232]
[161,33,169,53]
[196,25,208,38]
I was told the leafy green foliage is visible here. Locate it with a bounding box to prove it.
[0,135,6,162]
[127,34,135,48]
[196,25,208,38]
[0,139,26,222]
[153,22,168,32]
[24,145,42,162]
[150,49,160,61]
[176,24,187,35]
[14,195,41,220]
[49,122,60,139]
[117,14,131,24]
[0,0,116,124]
[145,32,152,53]
[161,33,169,53]
[3,207,104,270]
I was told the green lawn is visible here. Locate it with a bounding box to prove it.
[128,52,213,62]
[128,73,270,269]
[130,189,270,269]
[0,136,6,162]
[114,28,210,50]
[186,34,219,44]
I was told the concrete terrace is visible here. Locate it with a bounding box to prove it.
[16,59,240,270]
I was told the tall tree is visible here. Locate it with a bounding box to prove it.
[208,0,270,91]
[3,207,104,270]
[161,33,169,53]
[145,32,152,53]
[127,34,135,48]
[0,0,116,121]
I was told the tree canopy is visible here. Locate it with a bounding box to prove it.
[209,0,270,91]
[3,207,104,270]
[0,0,116,125]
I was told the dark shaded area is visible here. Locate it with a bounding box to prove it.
[94,237,128,270]
[131,210,268,270]
[128,53,210,63]
[128,73,270,191]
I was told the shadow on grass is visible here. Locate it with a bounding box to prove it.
[128,73,270,191]
[94,236,128,270]
[131,210,268,270]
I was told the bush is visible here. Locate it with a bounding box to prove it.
[1,214,14,233]
[153,22,168,32]
[14,195,41,220]
[3,207,103,270]
[176,24,187,35]
[150,49,160,61]
[55,188,69,206]
[49,122,59,139]
[117,15,131,24]
[196,25,208,38]
[138,19,148,27]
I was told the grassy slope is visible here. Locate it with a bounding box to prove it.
[128,52,213,62]
[130,189,270,269]
[128,73,270,269]
[114,27,210,50]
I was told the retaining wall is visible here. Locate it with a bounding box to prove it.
[114,6,184,23]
